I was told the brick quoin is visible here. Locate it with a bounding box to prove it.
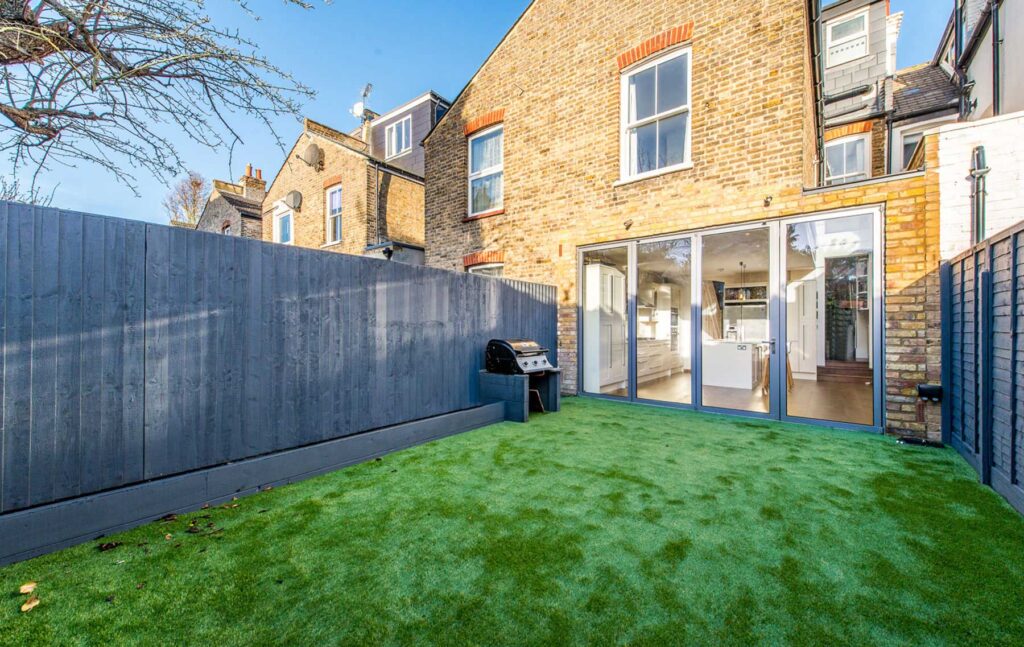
[616,22,695,70]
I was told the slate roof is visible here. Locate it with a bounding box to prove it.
[219,191,262,219]
[893,64,959,121]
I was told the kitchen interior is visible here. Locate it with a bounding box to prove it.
[700,228,773,413]
[581,213,875,425]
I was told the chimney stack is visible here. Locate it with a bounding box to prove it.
[239,163,266,201]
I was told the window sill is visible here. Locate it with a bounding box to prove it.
[463,209,505,222]
[385,149,412,161]
[321,240,344,249]
[614,163,693,187]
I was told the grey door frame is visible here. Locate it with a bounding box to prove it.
[577,205,885,433]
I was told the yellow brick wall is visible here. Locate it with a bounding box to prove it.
[373,171,426,247]
[423,0,942,437]
[262,134,371,255]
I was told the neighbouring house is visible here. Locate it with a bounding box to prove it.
[956,0,1020,121]
[423,0,950,439]
[194,164,267,239]
[929,0,1024,255]
[820,0,898,183]
[262,91,450,264]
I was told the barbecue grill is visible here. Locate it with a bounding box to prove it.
[485,339,553,375]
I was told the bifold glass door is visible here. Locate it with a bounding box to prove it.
[699,225,775,415]
[579,209,881,430]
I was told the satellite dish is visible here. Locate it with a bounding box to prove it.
[297,143,323,169]
[284,191,302,210]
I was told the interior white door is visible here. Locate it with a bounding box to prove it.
[787,279,818,378]
[601,267,627,386]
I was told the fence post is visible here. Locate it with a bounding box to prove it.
[940,262,953,446]
[980,268,994,486]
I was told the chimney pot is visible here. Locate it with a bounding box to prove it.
[244,163,252,177]
[256,168,263,180]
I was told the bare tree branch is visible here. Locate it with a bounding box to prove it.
[0,1,320,193]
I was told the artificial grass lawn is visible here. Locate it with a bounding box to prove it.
[3,398,1024,645]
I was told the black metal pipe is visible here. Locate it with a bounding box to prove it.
[993,0,1003,115]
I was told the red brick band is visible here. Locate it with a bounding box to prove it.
[464,109,505,137]
[463,250,505,268]
[825,121,874,142]
[617,22,694,71]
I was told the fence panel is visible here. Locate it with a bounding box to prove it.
[0,201,556,513]
[945,221,1024,514]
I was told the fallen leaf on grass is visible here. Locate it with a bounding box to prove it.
[97,542,121,552]
[19,582,37,594]
[159,514,177,523]
[186,526,202,534]
[164,534,172,541]
[136,582,145,590]
[20,596,39,613]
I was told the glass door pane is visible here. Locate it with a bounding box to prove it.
[582,247,630,397]
[636,238,692,404]
[700,228,772,413]
[785,214,874,425]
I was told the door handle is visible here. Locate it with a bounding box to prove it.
[761,339,776,354]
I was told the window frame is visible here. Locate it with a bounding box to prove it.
[619,46,693,183]
[467,262,504,278]
[385,115,413,159]
[325,184,343,244]
[273,210,293,245]
[890,116,957,172]
[825,8,870,68]
[824,133,871,186]
[221,222,231,235]
[466,124,504,218]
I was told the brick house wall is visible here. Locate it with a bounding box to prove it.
[195,173,265,239]
[263,119,426,256]
[263,124,373,254]
[423,0,943,438]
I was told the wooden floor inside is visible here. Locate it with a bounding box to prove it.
[602,371,874,426]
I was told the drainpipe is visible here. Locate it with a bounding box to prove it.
[992,0,1003,116]
[970,146,990,244]
[807,0,826,186]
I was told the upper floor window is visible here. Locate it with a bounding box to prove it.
[386,116,412,159]
[274,211,293,245]
[467,263,504,278]
[620,48,691,180]
[468,125,503,217]
[825,135,869,185]
[826,10,869,68]
[221,222,231,235]
[326,186,342,243]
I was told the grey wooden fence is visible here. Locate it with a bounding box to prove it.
[0,201,556,514]
[943,220,1024,514]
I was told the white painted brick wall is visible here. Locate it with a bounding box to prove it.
[937,111,1024,259]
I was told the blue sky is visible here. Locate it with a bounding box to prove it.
[25,0,950,223]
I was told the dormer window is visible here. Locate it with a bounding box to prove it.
[826,10,869,68]
[386,115,412,159]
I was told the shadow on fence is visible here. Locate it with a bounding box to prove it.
[0,201,557,516]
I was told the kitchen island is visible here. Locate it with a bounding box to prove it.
[702,340,767,390]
